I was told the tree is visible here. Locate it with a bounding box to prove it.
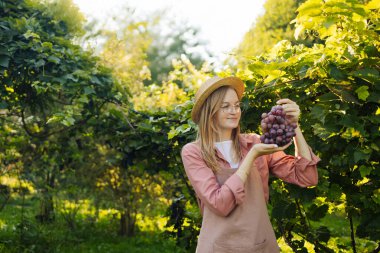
[0,0,116,224]
[146,19,209,85]
[239,0,380,251]
[233,0,307,68]
[98,18,152,98]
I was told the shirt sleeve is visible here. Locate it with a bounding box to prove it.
[181,143,245,217]
[268,146,321,187]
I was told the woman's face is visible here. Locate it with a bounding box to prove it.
[215,88,241,133]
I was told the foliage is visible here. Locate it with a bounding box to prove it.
[133,55,212,112]
[98,16,152,97]
[1,0,379,252]
[234,0,306,67]
[0,0,117,225]
[0,0,116,129]
[240,0,380,251]
[0,192,186,253]
[146,18,208,85]
[87,9,209,106]
[39,0,86,36]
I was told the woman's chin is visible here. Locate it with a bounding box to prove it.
[225,124,239,129]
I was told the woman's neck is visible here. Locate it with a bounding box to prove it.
[215,130,232,142]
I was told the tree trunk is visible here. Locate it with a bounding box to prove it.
[349,215,357,253]
[119,210,135,237]
[36,171,55,223]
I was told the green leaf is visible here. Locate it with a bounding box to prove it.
[316,226,331,243]
[248,62,269,76]
[355,86,369,101]
[352,68,379,85]
[35,59,45,68]
[0,46,9,55]
[23,30,40,40]
[371,143,380,151]
[47,55,61,64]
[64,73,78,82]
[168,124,191,140]
[317,92,339,102]
[359,165,371,177]
[354,150,371,163]
[263,70,286,84]
[90,76,101,85]
[288,185,316,203]
[308,204,329,221]
[41,42,53,49]
[77,95,89,103]
[367,0,380,9]
[312,123,335,139]
[168,128,176,140]
[323,17,337,29]
[328,64,346,80]
[294,25,305,40]
[109,108,124,120]
[84,86,95,95]
[326,84,360,104]
[46,115,63,124]
[272,200,297,219]
[0,55,10,68]
[297,0,323,15]
[0,101,8,109]
[62,117,75,126]
[372,189,380,205]
[327,184,342,201]
[310,105,326,124]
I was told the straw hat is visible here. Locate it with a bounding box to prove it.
[191,76,245,124]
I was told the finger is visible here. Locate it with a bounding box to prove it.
[277,141,293,150]
[281,103,299,110]
[276,98,294,105]
[282,106,299,114]
[284,111,299,116]
[283,107,299,113]
[285,112,299,118]
[261,144,279,149]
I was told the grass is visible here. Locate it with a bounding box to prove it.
[0,194,186,253]
[276,212,378,253]
[0,175,377,253]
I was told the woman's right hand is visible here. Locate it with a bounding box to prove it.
[250,142,292,158]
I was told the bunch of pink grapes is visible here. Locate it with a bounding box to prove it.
[260,105,297,146]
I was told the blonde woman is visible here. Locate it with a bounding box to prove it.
[181,76,320,253]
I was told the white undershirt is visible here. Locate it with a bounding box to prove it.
[215,140,239,169]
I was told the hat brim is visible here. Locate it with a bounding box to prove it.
[191,76,245,124]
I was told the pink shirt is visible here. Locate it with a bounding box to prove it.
[181,133,320,217]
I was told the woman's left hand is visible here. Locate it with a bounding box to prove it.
[276,98,300,124]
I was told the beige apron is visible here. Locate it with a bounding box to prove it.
[195,159,280,253]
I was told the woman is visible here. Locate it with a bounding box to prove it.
[181,76,320,253]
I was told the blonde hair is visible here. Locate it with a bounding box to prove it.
[196,86,241,172]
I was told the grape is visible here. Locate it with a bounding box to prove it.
[259,105,297,147]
